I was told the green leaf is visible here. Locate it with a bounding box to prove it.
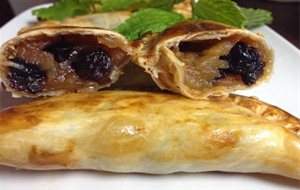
[79,0,102,3]
[192,0,247,28]
[99,0,183,12]
[241,8,273,29]
[115,8,184,40]
[32,0,91,20]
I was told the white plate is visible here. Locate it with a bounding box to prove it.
[0,4,300,190]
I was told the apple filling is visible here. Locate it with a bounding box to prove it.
[5,34,130,94]
[174,36,265,90]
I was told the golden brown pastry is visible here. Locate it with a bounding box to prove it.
[0,91,299,180]
[173,0,192,19]
[0,27,131,97]
[134,21,274,99]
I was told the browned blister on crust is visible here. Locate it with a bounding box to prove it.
[0,91,299,180]
[134,21,274,99]
[0,27,132,97]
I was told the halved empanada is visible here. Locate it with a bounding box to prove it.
[135,21,274,99]
[0,27,131,97]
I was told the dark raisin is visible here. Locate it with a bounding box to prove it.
[219,42,264,85]
[71,48,113,83]
[43,38,78,63]
[179,39,219,52]
[7,57,47,93]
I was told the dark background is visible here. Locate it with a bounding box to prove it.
[234,0,300,48]
[0,0,299,48]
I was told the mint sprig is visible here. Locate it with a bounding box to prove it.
[32,0,92,20]
[192,0,247,28]
[99,0,183,12]
[192,0,273,29]
[115,8,184,40]
[32,0,184,20]
[241,8,273,29]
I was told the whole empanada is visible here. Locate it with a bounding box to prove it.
[0,91,299,180]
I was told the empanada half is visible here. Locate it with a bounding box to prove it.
[135,21,274,99]
[0,27,131,97]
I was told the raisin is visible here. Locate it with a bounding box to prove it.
[43,39,78,63]
[71,48,113,83]
[179,39,219,52]
[219,42,264,85]
[7,57,47,93]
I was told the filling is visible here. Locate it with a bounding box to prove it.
[7,57,47,93]
[218,42,264,85]
[174,36,265,90]
[6,34,129,94]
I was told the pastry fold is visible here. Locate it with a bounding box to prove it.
[135,21,274,99]
[0,27,131,97]
[0,91,299,180]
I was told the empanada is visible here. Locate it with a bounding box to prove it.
[0,27,131,97]
[135,21,274,99]
[0,91,299,180]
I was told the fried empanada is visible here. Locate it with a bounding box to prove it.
[0,91,299,180]
[0,27,131,97]
[135,21,274,99]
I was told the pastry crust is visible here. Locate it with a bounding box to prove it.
[0,27,132,97]
[134,21,274,99]
[0,91,299,180]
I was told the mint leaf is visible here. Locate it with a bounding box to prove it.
[115,8,184,40]
[79,0,102,3]
[192,0,247,28]
[32,0,91,20]
[241,8,273,29]
[99,0,183,12]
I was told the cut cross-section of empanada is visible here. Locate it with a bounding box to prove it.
[0,27,132,97]
[135,21,274,99]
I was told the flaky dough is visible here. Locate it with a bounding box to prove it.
[0,27,132,97]
[134,21,274,99]
[0,91,299,180]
